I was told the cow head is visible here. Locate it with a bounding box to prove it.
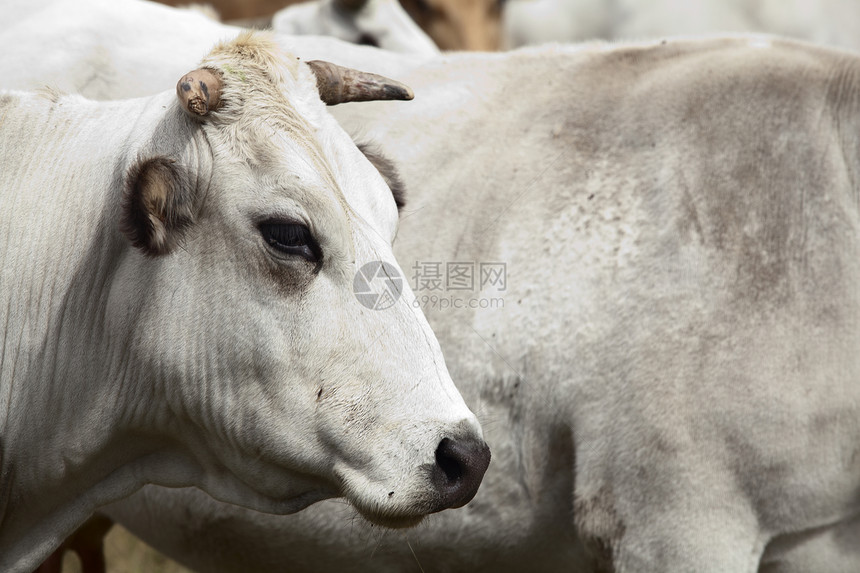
[114,31,488,527]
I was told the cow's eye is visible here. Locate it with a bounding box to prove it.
[259,221,321,263]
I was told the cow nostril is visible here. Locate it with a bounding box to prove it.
[432,436,491,510]
[435,438,466,484]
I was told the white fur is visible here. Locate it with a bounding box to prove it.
[0,31,480,571]
[7,1,860,571]
[111,37,860,572]
[0,0,430,100]
[502,0,860,50]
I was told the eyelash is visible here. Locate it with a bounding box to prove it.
[258,221,322,263]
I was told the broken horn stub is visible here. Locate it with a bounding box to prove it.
[176,68,222,117]
[306,60,414,106]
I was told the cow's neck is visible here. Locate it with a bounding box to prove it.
[0,91,206,571]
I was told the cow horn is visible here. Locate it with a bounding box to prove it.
[306,60,414,106]
[176,68,222,117]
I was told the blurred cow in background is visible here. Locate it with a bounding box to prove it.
[155,0,860,53]
[155,0,502,50]
[272,0,440,55]
[501,0,860,51]
[271,0,504,50]
[155,0,289,20]
[397,0,502,50]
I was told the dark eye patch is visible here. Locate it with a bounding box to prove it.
[357,142,407,212]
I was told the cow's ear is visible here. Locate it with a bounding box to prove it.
[121,156,195,256]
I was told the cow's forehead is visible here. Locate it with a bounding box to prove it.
[200,30,304,109]
[188,31,397,247]
[194,31,331,173]
[197,33,349,209]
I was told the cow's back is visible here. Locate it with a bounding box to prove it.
[341,36,860,568]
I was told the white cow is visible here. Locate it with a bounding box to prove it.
[6,2,860,571]
[271,0,441,56]
[502,0,860,51]
[106,38,860,572]
[0,30,489,572]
